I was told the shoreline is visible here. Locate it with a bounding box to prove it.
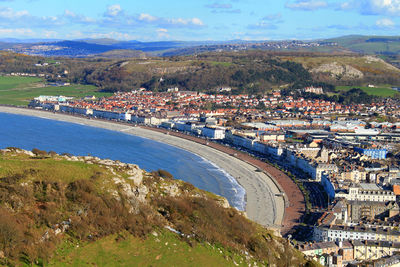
[0,106,286,230]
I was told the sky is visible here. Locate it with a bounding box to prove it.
[0,0,400,41]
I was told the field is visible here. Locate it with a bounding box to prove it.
[336,85,398,97]
[49,230,252,267]
[0,76,112,106]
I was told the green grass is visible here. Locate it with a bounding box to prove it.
[0,76,111,106]
[49,230,252,267]
[336,85,398,97]
[0,152,117,191]
[0,76,42,90]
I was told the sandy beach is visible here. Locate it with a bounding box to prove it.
[0,106,285,229]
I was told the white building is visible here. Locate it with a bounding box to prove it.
[92,110,120,120]
[335,183,396,202]
[313,225,400,243]
[201,126,226,140]
[314,164,339,182]
[119,112,131,121]
[314,226,376,242]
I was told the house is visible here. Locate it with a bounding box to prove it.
[201,126,226,140]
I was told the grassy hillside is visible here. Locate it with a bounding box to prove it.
[326,35,400,54]
[0,76,111,105]
[0,148,314,266]
[336,85,398,97]
[1,50,399,97]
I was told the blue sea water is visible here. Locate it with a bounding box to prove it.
[0,112,245,210]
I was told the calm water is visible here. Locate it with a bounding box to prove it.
[0,112,245,210]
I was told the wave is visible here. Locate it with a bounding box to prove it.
[198,157,246,211]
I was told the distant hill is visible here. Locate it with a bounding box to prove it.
[0,148,314,266]
[4,39,223,57]
[79,38,129,46]
[93,49,147,59]
[46,40,119,54]
[326,35,400,54]
[2,34,400,57]
[7,40,146,57]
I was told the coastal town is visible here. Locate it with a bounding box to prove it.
[5,0,400,265]
[27,86,400,266]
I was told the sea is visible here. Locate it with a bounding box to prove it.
[0,112,246,210]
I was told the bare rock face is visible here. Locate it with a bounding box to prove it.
[126,167,143,187]
[0,149,11,154]
[98,159,117,166]
[311,62,364,79]
[113,174,148,202]
[363,55,400,71]
[160,183,180,197]
[136,185,149,202]
[21,150,35,157]
[218,197,230,209]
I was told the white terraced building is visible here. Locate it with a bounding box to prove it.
[335,183,396,202]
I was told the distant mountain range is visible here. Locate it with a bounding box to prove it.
[1,35,400,58]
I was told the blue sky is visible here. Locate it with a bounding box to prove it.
[1,0,400,41]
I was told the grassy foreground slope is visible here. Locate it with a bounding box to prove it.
[51,231,251,267]
[0,148,315,266]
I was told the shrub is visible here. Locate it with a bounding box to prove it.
[156,169,174,179]
[31,148,47,157]
[48,151,58,157]
[0,209,23,259]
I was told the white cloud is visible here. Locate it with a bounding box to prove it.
[105,4,122,17]
[376,17,395,27]
[0,7,29,19]
[205,3,233,9]
[63,10,95,24]
[64,10,75,17]
[285,0,328,10]
[191,18,204,26]
[340,0,400,16]
[138,13,158,22]
[0,27,33,35]
[89,31,135,40]
[156,28,169,38]
[370,0,400,14]
[248,21,279,29]
[165,17,204,27]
